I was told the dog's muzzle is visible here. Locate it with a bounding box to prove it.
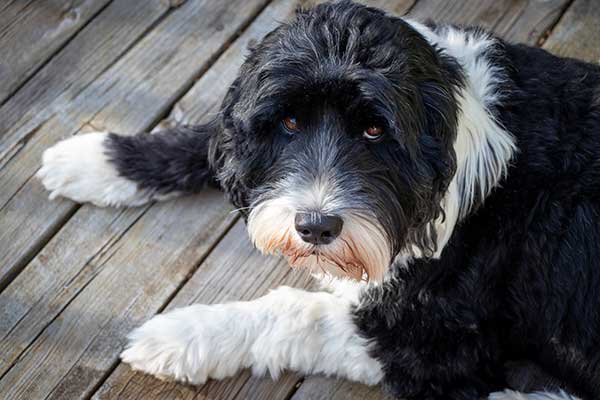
[247,192,391,281]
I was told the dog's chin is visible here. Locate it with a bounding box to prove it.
[247,198,391,281]
[270,234,363,280]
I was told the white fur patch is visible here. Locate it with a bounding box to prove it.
[489,389,580,400]
[405,21,517,255]
[121,285,382,385]
[314,273,370,302]
[247,190,391,281]
[37,132,155,207]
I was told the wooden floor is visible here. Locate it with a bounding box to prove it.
[0,0,598,399]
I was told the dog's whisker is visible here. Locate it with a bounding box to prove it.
[229,206,252,214]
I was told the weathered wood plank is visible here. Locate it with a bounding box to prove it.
[0,0,269,289]
[292,376,393,400]
[542,0,600,62]
[0,0,113,104]
[93,222,312,400]
[409,0,571,44]
[291,0,581,398]
[492,0,572,45]
[0,0,174,288]
[0,206,145,374]
[0,191,238,400]
[0,0,169,159]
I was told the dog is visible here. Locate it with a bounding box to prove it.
[36,1,599,399]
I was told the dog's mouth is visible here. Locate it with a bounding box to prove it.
[248,200,391,281]
[279,236,367,281]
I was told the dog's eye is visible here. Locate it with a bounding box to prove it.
[282,116,300,133]
[363,126,384,141]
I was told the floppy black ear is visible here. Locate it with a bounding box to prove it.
[206,53,288,214]
[206,75,257,213]
[107,122,219,196]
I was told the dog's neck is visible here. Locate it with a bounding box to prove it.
[405,20,517,257]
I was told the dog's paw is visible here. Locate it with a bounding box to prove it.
[37,132,142,207]
[121,304,247,385]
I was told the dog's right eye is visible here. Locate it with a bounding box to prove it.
[363,125,384,142]
[282,116,300,133]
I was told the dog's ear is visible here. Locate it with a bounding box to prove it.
[208,30,289,213]
[208,75,256,212]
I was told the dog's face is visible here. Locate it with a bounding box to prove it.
[210,1,462,280]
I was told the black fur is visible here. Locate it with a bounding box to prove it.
[105,1,600,398]
[354,22,600,400]
[106,124,217,195]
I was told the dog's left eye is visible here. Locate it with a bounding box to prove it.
[363,125,384,141]
[282,116,300,133]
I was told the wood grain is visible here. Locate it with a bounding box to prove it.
[0,0,113,104]
[0,191,237,400]
[409,0,571,43]
[292,376,394,400]
[0,0,174,288]
[0,0,171,161]
[0,0,269,290]
[543,0,600,62]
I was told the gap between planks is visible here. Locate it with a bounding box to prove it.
[0,0,115,106]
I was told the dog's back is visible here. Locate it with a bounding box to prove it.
[469,40,600,397]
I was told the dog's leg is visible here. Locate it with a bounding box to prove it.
[312,273,368,300]
[37,125,214,207]
[120,285,383,385]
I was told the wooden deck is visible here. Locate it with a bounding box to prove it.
[0,0,598,399]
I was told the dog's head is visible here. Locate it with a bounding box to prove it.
[209,1,464,280]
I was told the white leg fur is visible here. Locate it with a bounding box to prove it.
[37,132,156,207]
[313,273,369,301]
[121,286,383,385]
[489,389,581,400]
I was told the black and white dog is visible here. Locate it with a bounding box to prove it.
[37,1,599,399]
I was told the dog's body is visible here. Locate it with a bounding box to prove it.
[37,1,600,399]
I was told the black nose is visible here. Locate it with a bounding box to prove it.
[294,212,343,245]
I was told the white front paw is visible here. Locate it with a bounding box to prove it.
[37,132,142,207]
[121,304,248,385]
